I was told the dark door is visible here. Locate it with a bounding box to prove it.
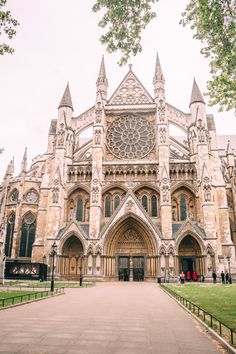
[180,257,194,278]
[119,256,130,281]
[133,256,144,281]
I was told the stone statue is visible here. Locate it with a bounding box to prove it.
[57,123,66,146]
[94,129,101,145]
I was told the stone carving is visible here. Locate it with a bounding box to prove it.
[94,129,101,145]
[161,184,170,203]
[158,100,165,121]
[109,71,152,105]
[57,123,66,146]
[203,176,212,202]
[95,102,102,124]
[106,114,155,159]
[92,185,99,204]
[52,179,60,203]
[125,200,134,212]
[197,119,206,143]
[92,162,101,183]
[116,229,146,254]
[159,127,167,143]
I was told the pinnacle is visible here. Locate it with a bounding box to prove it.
[153,52,164,82]
[190,78,205,106]
[58,83,74,111]
[97,55,107,81]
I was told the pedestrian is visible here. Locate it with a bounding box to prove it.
[193,271,198,282]
[212,271,217,284]
[225,271,229,284]
[221,271,225,284]
[187,270,191,282]
[180,271,185,284]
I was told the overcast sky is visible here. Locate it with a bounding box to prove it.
[0,0,235,180]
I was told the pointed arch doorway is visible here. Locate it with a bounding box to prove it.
[104,217,157,281]
[178,235,204,279]
[58,235,84,280]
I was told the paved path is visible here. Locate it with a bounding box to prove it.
[0,283,227,354]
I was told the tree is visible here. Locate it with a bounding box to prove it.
[93,0,236,111]
[0,0,19,55]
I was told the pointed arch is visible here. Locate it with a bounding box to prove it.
[19,211,36,258]
[5,212,15,257]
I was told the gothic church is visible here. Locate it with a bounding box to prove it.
[0,54,236,281]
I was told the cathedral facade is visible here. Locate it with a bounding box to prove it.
[0,54,236,282]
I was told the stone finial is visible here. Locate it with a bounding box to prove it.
[58,83,74,111]
[4,157,14,178]
[96,56,108,100]
[190,78,205,106]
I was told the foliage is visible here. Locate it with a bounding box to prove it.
[165,284,236,329]
[92,0,159,65]
[181,0,236,110]
[0,0,19,55]
[93,0,236,111]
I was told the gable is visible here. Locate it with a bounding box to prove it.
[108,70,154,106]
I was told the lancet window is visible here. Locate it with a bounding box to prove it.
[5,213,15,257]
[19,212,36,258]
[67,189,90,222]
[103,188,125,217]
[171,188,196,222]
[135,188,159,218]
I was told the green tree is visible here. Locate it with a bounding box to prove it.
[0,0,19,55]
[93,0,236,111]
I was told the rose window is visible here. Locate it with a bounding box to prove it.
[106,115,155,159]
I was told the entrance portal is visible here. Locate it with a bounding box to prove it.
[118,256,144,281]
[178,235,203,279]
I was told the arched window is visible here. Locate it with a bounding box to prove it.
[114,195,120,210]
[5,213,15,257]
[10,188,19,203]
[151,195,157,217]
[76,198,83,222]
[142,195,148,212]
[105,195,111,217]
[19,212,36,257]
[180,195,187,221]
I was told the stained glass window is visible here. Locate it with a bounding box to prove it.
[142,195,148,212]
[180,195,187,221]
[19,212,36,257]
[76,198,83,222]
[114,195,120,210]
[151,195,157,217]
[5,213,15,257]
[105,195,111,217]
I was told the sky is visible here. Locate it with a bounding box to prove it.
[0,0,235,180]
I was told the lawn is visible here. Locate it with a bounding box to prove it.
[3,281,93,288]
[164,284,236,330]
[0,289,63,307]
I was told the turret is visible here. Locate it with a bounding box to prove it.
[57,83,73,134]
[96,56,108,101]
[189,78,206,127]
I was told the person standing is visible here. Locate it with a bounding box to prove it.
[193,271,198,282]
[225,271,229,284]
[221,271,225,284]
[187,270,191,282]
[212,271,217,284]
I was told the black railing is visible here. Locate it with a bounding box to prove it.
[0,287,64,308]
[161,285,236,347]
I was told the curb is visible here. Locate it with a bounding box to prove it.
[160,285,236,354]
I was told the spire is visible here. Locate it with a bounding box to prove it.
[21,147,27,173]
[96,56,108,100]
[153,52,164,83]
[58,83,74,111]
[4,157,14,178]
[190,78,205,106]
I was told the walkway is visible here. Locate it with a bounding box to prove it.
[0,283,227,354]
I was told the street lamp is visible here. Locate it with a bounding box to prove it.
[50,242,57,292]
[42,255,46,282]
[227,256,232,284]
[79,251,84,287]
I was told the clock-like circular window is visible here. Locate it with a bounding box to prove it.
[106,115,155,159]
[25,190,39,203]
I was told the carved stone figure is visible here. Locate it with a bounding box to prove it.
[92,185,99,204]
[95,102,102,124]
[159,127,166,143]
[203,177,212,202]
[197,119,206,143]
[94,129,101,145]
[158,100,165,121]
[52,180,60,203]
[57,123,66,146]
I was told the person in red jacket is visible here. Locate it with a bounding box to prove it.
[187,270,191,281]
[193,271,198,281]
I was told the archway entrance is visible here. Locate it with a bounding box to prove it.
[58,235,84,279]
[104,217,157,281]
[178,235,204,280]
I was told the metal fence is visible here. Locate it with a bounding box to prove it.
[161,285,236,348]
[0,287,64,308]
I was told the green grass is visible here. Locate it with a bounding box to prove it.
[0,290,54,307]
[164,284,236,330]
[3,281,93,288]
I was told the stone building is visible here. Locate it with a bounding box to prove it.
[0,54,236,282]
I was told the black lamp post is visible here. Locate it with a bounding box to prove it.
[50,242,57,292]
[42,255,46,281]
[227,256,232,284]
[79,251,84,287]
